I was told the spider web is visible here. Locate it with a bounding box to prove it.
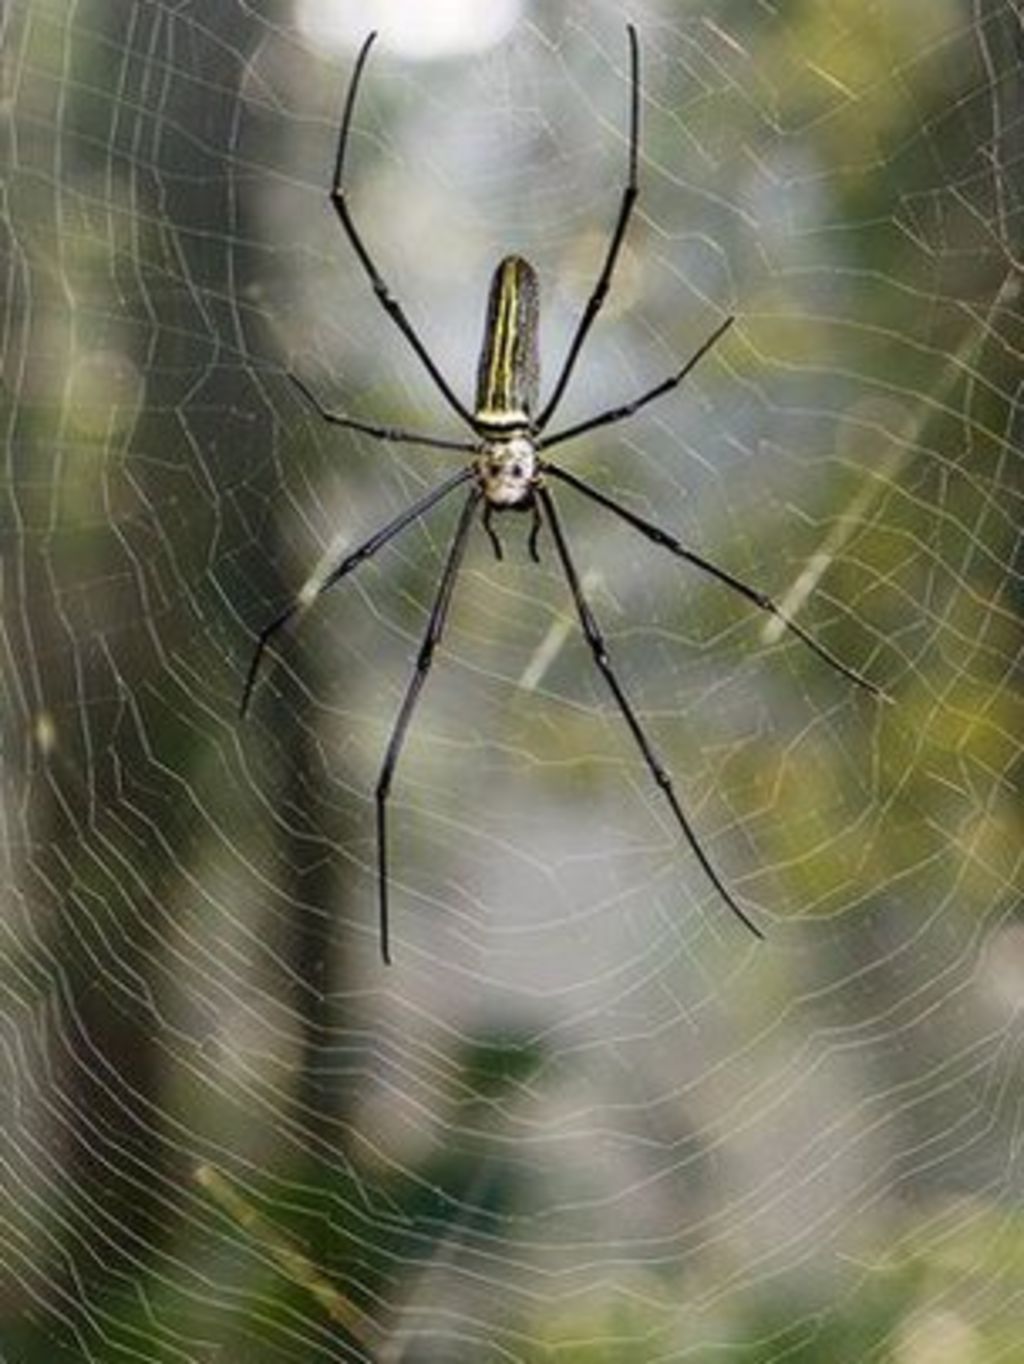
[3,0,1023,1359]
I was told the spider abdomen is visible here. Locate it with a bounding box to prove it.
[474,255,540,428]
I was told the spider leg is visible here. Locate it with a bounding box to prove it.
[537,487,763,940]
[375,487,481,963]
[539,316,734,451]
[536,25,640,432]
[527,501,543,563]
[239,466,474,718]
[329,33,477,433]
[545,464,886,699]
[290,372,478,453]
[481,504,504,561]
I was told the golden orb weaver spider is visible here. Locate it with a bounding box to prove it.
[241,27,886,963]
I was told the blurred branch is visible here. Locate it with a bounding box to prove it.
[195,1163,381,1355]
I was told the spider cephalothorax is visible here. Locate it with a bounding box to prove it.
[476,435,540,506]
[240,27,885,963]
[476,433,543,561]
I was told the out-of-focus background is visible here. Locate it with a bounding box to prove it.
[3,0,1023,1359]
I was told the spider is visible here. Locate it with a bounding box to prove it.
[241,27,885,964]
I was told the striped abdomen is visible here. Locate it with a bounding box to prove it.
[474,255,540,429]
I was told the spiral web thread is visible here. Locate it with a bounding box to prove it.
[2,1,1023,1359]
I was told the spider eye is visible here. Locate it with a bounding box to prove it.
[511,462,524,479]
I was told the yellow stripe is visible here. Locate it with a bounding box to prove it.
[482,259,518,417]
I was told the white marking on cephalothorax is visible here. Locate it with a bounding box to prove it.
[476,433,538,507]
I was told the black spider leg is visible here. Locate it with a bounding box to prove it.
[330,33,478,432]
[537,487,763,940]
[539,315,735,452]
[376,487,481,964]
[239,466,474,718]
[527,501,543,563]
[536,24,640,432]
[545,465,886,699]
[481,504,504,561]
[289,372,478,453]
